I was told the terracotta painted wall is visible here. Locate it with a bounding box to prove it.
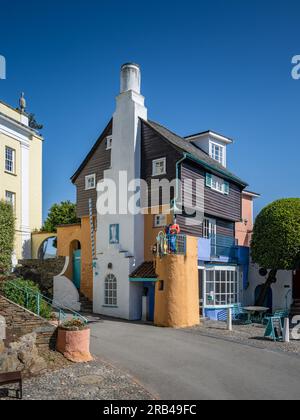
[144,206,173,261]
[56,217,95,300]
[154,236,200,328]
[236,195,253,247]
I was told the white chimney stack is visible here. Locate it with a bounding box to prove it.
[120,63,141,94]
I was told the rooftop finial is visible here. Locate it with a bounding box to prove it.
[19,92,26,113]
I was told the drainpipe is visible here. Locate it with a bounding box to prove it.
[170,153,188,222]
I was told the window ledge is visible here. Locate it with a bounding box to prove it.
[102,305,118,308]
[4,171,17,177]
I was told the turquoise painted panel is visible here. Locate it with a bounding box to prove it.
[73,249,81,289]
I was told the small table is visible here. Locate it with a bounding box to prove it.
[243,306,269,324]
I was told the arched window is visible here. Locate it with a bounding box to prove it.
[104,274,117,306]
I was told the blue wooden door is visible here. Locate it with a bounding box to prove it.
[73,249,81,289]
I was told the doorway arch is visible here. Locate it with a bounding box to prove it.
[70,240,81,290]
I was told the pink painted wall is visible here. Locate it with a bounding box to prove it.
[236,194,254,247]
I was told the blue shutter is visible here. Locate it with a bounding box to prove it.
[206,173,212,188]
[223,181,229,195]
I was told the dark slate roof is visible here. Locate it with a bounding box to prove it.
[71,119,112,183]
[142,119,248,188]
[129,261,158,279]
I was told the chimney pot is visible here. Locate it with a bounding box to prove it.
[120,63,141,94]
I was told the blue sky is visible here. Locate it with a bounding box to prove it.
[0,0,299,220]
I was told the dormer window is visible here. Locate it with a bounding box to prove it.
[210,142,225,166]
[106,136,112,150]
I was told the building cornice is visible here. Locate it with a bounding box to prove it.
[0,112,42,145]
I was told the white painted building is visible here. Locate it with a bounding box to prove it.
[93,64,147,320]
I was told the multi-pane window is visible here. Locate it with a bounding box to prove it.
[104,274,117,306]
[205,268,239,306]
[5,191,16,210]
[152,158,166,176]
[106,136,112,150]
[5,147,15,173]
[210,142,224,165]
[206,173,229,195]
[85,174,96,190]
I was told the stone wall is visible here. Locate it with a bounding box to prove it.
[0,295,56,349]
[14,257,65,297]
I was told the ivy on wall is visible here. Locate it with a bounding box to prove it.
[0,200,15,275]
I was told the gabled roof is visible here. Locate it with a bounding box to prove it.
[185,130,233,144]
[142,119,248,188]
[70,119,112,183]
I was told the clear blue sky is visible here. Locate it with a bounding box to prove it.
[1,0,299,220]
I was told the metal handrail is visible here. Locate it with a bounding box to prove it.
[156,232,186,256]
[2,281,88,325]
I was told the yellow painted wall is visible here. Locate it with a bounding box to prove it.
[0,101,43,259]
[0,101,23,122]
[154,236,200,328]
[31,232,57,259]
[57,217,95,300]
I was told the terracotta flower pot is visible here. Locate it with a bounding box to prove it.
[56,327,93,363]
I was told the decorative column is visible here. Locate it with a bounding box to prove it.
[20,142,31,259]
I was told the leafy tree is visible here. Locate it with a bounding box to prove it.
[251,198,300,306]
[0,200,15,275]
[28,113,43,131]
[42,201,79,233]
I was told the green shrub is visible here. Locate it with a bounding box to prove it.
[1,278,52,320]
[0,201,15,274]
[60,319,87,331]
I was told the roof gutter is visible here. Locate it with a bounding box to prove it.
[171,153,188,216]
[185,153,248,188]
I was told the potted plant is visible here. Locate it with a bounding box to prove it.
[56,319,93,363]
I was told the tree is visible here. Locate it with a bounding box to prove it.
[0,200,15,275]
[251,198,300,306]
[42,201,79,233]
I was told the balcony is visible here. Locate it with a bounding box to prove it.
[156,233,186,256]
[198,234,237,263]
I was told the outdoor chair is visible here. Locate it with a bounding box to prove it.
[263,310,289,326]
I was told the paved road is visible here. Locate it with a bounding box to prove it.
[90,318,300,400]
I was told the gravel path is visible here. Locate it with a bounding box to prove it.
[187,320,300,355]
[1,359,155,400]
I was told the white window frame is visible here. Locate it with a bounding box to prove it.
[203,266,240,309]
[5,146,15,174]
[152,157,166,176]
[153,214,167,228]
[104,273,117,306]
[210,141,225,166]
[106,135,112,150]
[85,174,96,190]
[5,190,16,210]
[211,174,224,193]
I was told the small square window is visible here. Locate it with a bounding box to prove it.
[152,158,166,176]
[85,174,96,190]
[106,136,112,150]
[158,280,164,291]
[153,214,167,228]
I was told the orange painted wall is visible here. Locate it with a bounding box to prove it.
[56,216,95,300]
[236,195,254,247]
[144,207,173,261]
[154,236,200,328]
